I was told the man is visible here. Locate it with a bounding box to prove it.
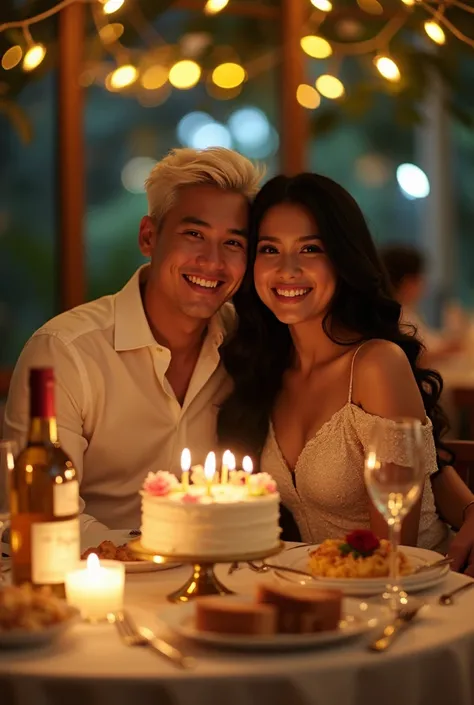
[5,148,474,574]
[4,147,261,538]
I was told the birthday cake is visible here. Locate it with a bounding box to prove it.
[140,460,281,558]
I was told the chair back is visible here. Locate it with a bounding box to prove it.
[452,387,474,439]
[445,440,474,491]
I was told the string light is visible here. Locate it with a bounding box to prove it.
[296,84,321,109]
[300,35,332,59]
[102,0,125,15]
[374,55,401,82]
[0,0,472,110]
[311,0,333,10]
[315,74,345,99]
[140,65,168,90]
[1,45,22,70]
[357,0,383,15]
[204,0,230,15]
[424,20,446,45]
[212,62,246,89]
[98,23,124,44]
[169,60,201,89]
[107,64,138,90]
[23,43,46,72]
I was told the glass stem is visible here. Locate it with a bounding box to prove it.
[388,518,402,606]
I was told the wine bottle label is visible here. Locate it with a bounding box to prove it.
[31,518,79,584]
[54,480,79,517]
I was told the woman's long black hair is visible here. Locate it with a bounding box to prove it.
[217,173,451,468]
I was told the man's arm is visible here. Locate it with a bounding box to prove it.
[3,332,109,538]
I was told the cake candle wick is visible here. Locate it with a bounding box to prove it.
[181,448,191,491]
[221,449,234,485]
[242,455,253,486]
[204,451,216,498]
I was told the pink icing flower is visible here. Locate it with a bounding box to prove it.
[181,493,200,504]
[143,471,179,497]
[248,472,277,495]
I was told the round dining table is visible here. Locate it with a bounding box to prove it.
[2,546,474,705]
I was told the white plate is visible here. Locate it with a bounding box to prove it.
[271,545,449,596]
[81,530,180,574]
[159,596,384,651]
[0,607,80,649]
[123,560,180,574]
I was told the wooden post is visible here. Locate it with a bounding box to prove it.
[58,1,86,311]
[280,0,308,175]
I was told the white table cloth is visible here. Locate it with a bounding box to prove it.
[2,548,474,705]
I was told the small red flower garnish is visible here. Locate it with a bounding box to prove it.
[341,530,380,557]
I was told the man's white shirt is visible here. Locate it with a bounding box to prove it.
[4,266,234,538]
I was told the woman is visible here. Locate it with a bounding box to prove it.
[217,173,451,551]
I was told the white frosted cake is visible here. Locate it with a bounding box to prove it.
[140,469,281,558]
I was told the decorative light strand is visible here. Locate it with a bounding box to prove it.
[0,0,473,99]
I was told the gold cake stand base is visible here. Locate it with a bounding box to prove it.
[128,539,284,603]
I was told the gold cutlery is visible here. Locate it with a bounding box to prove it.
[368,603,424,652]
[112,611,195,669]
[439,580,474,605]
[413,556,452,574]
[247,560,313,579]
[228,560,313,579]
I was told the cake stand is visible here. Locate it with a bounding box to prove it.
[128,538,285,603]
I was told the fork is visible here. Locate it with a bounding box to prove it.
[439,580,474,605]
[247,560,313,579]
[113,611,195,669]
[368,602,424,652]
[413,556,452,574]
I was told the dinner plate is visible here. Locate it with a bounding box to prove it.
[159,596,384,651]
[122,560,180,574]
[0,607,80,649]
[271,545,450,596]
[81,530,180,574]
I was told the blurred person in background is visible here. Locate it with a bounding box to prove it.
[380,244,464,368]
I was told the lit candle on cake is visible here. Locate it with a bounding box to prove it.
[204,451,216,497]
[181,448,191,490]
[65,553,125,621]
[221,449,234,485]
[242,455,253,485]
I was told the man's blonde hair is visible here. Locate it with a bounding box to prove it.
[145,147,264,224]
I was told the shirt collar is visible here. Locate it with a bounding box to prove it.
[114,265,157,352]
[114,264,228,353]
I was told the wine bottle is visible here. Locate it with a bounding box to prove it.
[10,367,80,596]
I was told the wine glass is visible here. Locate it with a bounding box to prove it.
[0,440,16,580]
[364,419,424,611]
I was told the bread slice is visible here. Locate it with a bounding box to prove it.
[257,583,342,633]
[195,597,277,635]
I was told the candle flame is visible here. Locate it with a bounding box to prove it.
[86,553,101,572]
[181,448,191,472]
[222,449,235,470]
[242,455,253,475]
[204,451,216,481]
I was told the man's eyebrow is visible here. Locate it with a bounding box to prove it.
[179,216,211,227]
[179,217,247,237]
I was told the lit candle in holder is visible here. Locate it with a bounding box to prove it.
[65,553,125,621]
[204,451,216,497]
[181,448,191,490]
[242,455,253,484]
[221,449,234,485]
